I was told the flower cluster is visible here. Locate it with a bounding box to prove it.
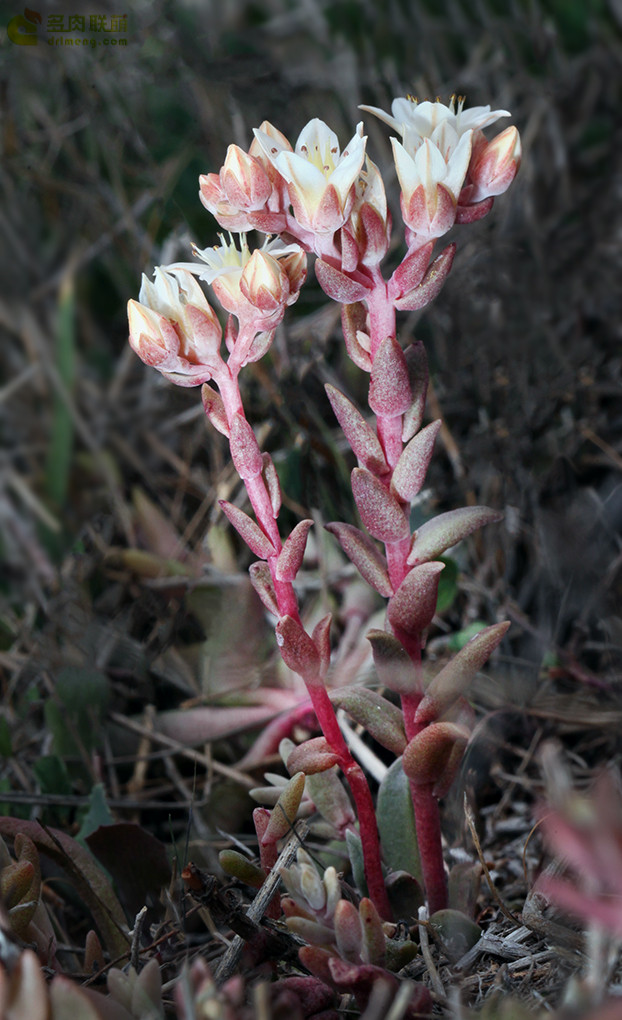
[128,94,520,928]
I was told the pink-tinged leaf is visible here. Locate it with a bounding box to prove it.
[432,735,468,798]
[333,960,433,1016]
[286,916,338,945]
[248,560,280,616]
[415,621,510,725]
[261,772,307,844]
[340,225,361,273]
[325,384,388,474]
[276,519,314,581]
[261,453,281,517]
[408,506,504,566]
[368,337,412,418]
[0,818,128,959]
[243,328,275,366]
[402,342,429,442]
[359,898,386,965]
[253,807,278,875]
[351,468,410,543]
[334,899,363,961]
[330,687,406,755]
[315,258,371,304]
[275,615,321,683]
[153,704,278,744]
[387,562,445,636]
[402,722,469,787]
[298,946,336,987]
[388,241,434,301]
[394,243,456,311]
[325,522,393,596]
[391,420,441,501]
[219,500,275,559]
[229,413,263,480]
[201,383,230,438]
[286,737,340,775]
[455,196,494,224]
[367,629,420,695]
[305,766,356,839]
[358,202,391,266]
[312,613,333,679]
[341,302,372,372]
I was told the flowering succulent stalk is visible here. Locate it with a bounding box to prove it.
[128,93,520,920]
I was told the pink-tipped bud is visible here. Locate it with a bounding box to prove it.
[198,172,254,232]
[468,125,521,203]
[240,249,290,315]
[221,144,273,211]
[128,268,224,387]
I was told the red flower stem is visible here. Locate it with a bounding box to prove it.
[409,782,447,915]
[215,358,392,920]
[364,279,449,913]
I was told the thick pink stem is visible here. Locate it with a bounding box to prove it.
[409,782,447,915]
[364,279,449,914]
[214,355,391,920]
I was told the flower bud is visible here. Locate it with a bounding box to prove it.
[221,144,272,210]
[128,268,223,387]
[240,249,290,315]
[467,125,521,203]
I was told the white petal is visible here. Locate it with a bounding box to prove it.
[253,126,290,169]
[276,150,326,193]
[359,103,402,133]
[431,120,461,160]
[413,138,449,190]
[295,118,340,161]
[444,130,473,198]
[330,134,367,203]
[457,106,510,132]
[409,100,454,137]
[391,137,421,196]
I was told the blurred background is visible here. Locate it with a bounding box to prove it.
[1,0,622,827]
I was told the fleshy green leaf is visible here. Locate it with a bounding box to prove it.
[408,506,504,566]
[330,687,406,755]
[377,758,422,884]
[416,621,510,725]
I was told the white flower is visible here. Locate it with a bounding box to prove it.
[360,94,510,142]
[253,118,367,234]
